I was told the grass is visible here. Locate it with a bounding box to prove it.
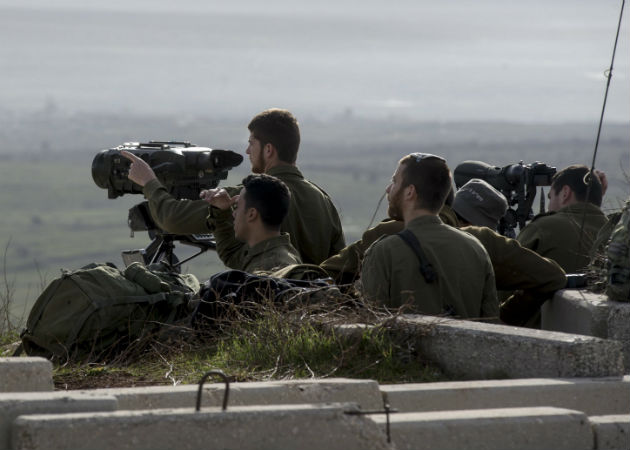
[50,296,446,390]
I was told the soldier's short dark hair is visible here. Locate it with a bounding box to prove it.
[551,165,603,207]
[400,153,452,213]
[248,109,300,164]
[242,174,291,230]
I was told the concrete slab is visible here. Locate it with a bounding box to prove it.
[11,403,392,450]
[76,378,383,411]
[389,314,624,378]
[0,392,117,450]
[591,415,630,450]
[381,376,630,416]
[541,290,630,370]
[372,407,593,450]
[607,303,630,370]
[0,357,53,392]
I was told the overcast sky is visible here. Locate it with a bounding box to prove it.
[1,0,628,122]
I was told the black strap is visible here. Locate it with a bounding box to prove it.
[397,229,437,283]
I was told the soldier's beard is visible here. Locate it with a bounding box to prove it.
[387,189,404,221]
[250,152,266,174]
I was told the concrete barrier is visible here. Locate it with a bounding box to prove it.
[0,357,53,392]
[371,407,593,450]
[590,415,630,450]
[387,315,624,378]
[541,290,630,370]
[76,378,383,411]
[0,392,117,450]
[11,403,392,450]
[381,376,630,416]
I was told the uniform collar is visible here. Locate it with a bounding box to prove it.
[406,215,443,228]
[266,165,303,179]
[557,202,604,216]
[246,233,293,258]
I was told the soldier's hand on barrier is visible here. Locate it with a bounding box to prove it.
[120,151,158,187]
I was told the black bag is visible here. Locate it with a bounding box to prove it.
[191,265,343,329]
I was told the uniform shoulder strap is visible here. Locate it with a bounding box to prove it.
[396,229,437,283]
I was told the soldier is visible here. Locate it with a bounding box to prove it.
[516,164,608,273]
[360,153,498,319]
[125,108,345,265]
[201,174,301,273]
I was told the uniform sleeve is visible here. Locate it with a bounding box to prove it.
[480,257,500,319]
[360,240,392,304]
[208,208,246,270]
[143,179,212,234]
[516,222,542,253]
[490,231,566,293]
[320,220,404,283]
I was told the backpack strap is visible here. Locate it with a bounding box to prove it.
[397,229,437,283]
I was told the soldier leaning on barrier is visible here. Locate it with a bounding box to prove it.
[359,153,499,320]
[322,177,567,326]
[126,108,345,265]
[516,164,608,273]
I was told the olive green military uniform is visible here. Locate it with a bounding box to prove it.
[209,207,301,273]
[516,202,608,273]
[142,165,344,265]
[321,205,459,283]
[361,215,498,319]
[460,225,567,326]
[266,165,345,264]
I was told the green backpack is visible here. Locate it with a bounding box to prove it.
[19,262,200,362]
[607,199,630,302]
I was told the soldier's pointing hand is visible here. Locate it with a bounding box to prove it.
[120,151,157,187]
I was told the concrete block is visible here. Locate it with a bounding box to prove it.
[607,303,630,371]
[591,415,630,450]
[11,403,392,450]
[389,314,624,378]
[542,290,611,337]
[77,378,383,411]
[0,392,117,450]
[371,407,593,450]
[542,290,630,369]
[0,357,53,392]
[381,376,630,416]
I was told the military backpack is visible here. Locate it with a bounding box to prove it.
[19,262,200,362]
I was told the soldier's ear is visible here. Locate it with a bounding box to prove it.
[263,143,276,159]
[404,184,417,201]
[560,185,573,205]
[245,207,258,223]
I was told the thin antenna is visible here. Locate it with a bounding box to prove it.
[578,0,626,253]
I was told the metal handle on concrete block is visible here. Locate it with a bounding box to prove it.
[196,369,230,411]
[344,403,397,443]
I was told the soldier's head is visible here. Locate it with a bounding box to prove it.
[246,109,301,173]
[452,178,508,230]
[232,174,291,242]
[548,165,603,211]
[386,153,452,221]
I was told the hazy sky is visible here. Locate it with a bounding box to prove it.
[1,0,628,122]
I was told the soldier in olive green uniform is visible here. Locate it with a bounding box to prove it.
[516,165,608,273]
[202,174,301,273]
[360,154,498,319]
[130,109,344,265]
